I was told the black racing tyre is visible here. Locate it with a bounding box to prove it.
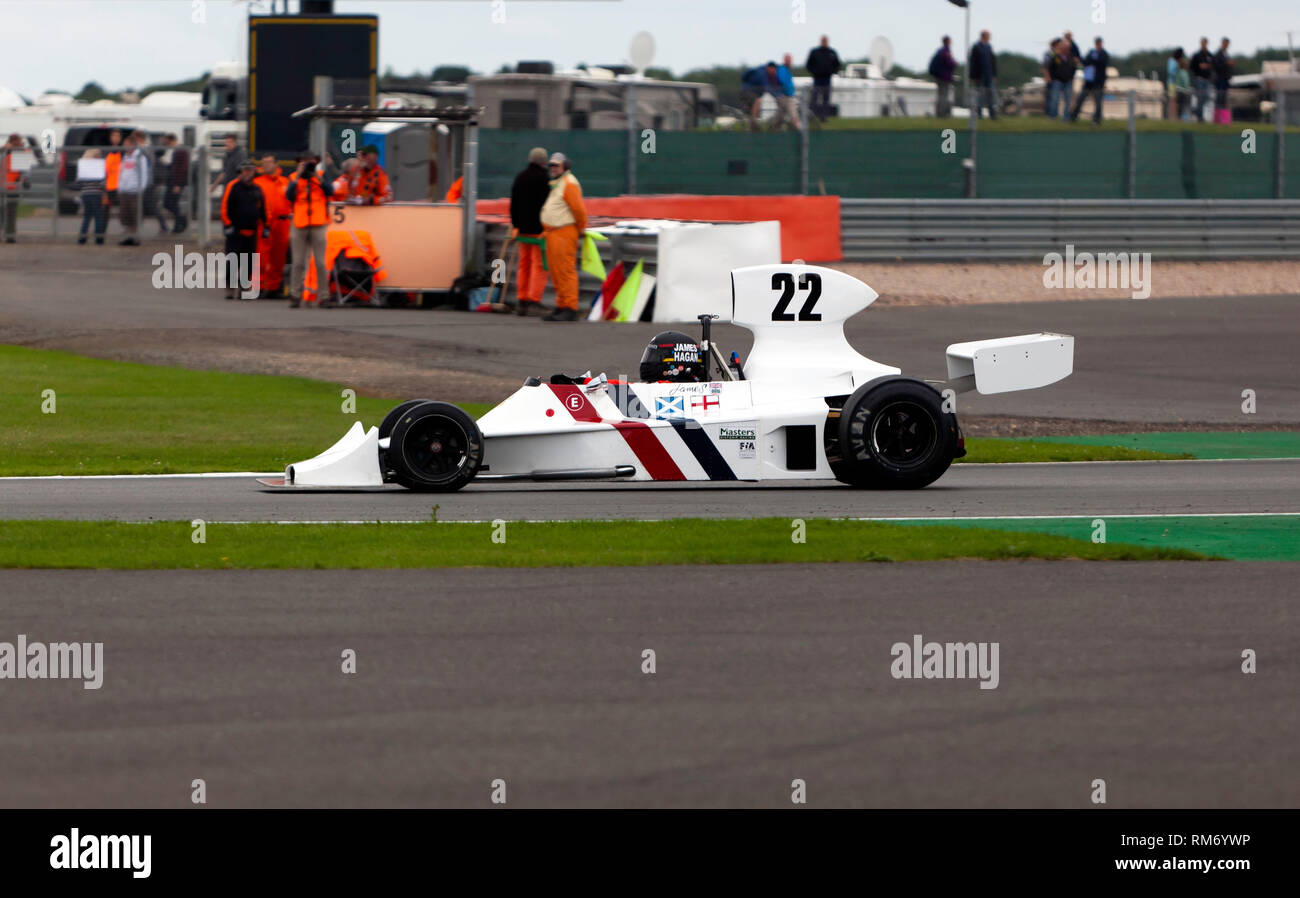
[387,401,483,492]
[379,399,435,441]
[835,377,958,489]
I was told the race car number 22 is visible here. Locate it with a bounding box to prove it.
[771,272,822,322]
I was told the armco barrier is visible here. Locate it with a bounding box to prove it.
[839,198,1300,260]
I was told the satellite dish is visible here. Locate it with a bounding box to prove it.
[870,35,895,78]
[629,31,656,73]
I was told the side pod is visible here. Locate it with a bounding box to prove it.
[945,333,1074,395]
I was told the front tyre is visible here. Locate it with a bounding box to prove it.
[388,401,483,492]
[379,399,435,441]
[835,378,958,489]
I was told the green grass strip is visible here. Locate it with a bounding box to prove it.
[1026,432,1300,460]
[0,518,1208,569]
[959,438,1188,463]
[0,345,489,476]
[892,515,1298,561]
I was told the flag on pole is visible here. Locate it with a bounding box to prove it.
[580,231,608,281]
[607,260,644,322]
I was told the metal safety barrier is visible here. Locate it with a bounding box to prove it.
[839,198,1300,260]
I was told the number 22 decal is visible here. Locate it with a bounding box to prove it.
[770,272,822,321]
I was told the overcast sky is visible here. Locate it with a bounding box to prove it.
[4,0,1298,97]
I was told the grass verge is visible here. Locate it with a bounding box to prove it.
[1026,432,1300,460]
[959,438,1189,463]
[0,518,1208,569]
[0,345,489,475]
[893,515,1299,562]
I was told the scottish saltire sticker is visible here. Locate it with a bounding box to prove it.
[655,396,685,418]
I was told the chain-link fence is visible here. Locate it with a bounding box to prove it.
[0,141,224,243]
[477,93,1295,200]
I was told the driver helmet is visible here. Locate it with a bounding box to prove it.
[640,331,705,383]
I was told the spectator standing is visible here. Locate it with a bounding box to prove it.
[805,35,842,122]
[161,134,189,233]
[776,53,801,129]
[212,134,245,190]
[1190,38,1214,122]
[75,148,107,245]
[2,133,25,244]
[1176,54,1192,119]
[1045,39,1077,120]
[929,36,957,117]
[253,155,291,298]
[219,162,267,301]
[1166,48,1188,120]
[104,129,122,217]
[969,30,999,119]
[140,132,169,235]
[509,146,550,317]
[350,145,393,204]
[539,152,587,322]
[116,132,149,246]
[1041,40,1058,116]
[285,152,334,308]
[1212,37,1234,117]
[1070,37,1110,124]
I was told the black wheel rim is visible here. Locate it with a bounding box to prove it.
[869,401,938,470]
[403,416,469,481]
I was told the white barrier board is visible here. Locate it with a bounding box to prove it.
[653,221,781,323]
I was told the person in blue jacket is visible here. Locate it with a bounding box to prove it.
[775,53,801,129]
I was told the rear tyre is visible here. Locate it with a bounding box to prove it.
[834,378,958,489]
[387,401,483,492]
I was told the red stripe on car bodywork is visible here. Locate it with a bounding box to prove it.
[549,383,684,480]
[612,421,685,480]
[547,384,603,422]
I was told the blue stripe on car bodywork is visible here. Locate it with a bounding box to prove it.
[669,420,738,481]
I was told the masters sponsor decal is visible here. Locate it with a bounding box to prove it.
[719,427,756,440]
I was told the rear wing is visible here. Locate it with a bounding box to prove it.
[945,333,1074,394]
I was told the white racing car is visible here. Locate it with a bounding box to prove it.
[260,264,1074,492]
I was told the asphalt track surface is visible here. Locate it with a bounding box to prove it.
[1,459,1296,521]
[0,562,1293,808]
